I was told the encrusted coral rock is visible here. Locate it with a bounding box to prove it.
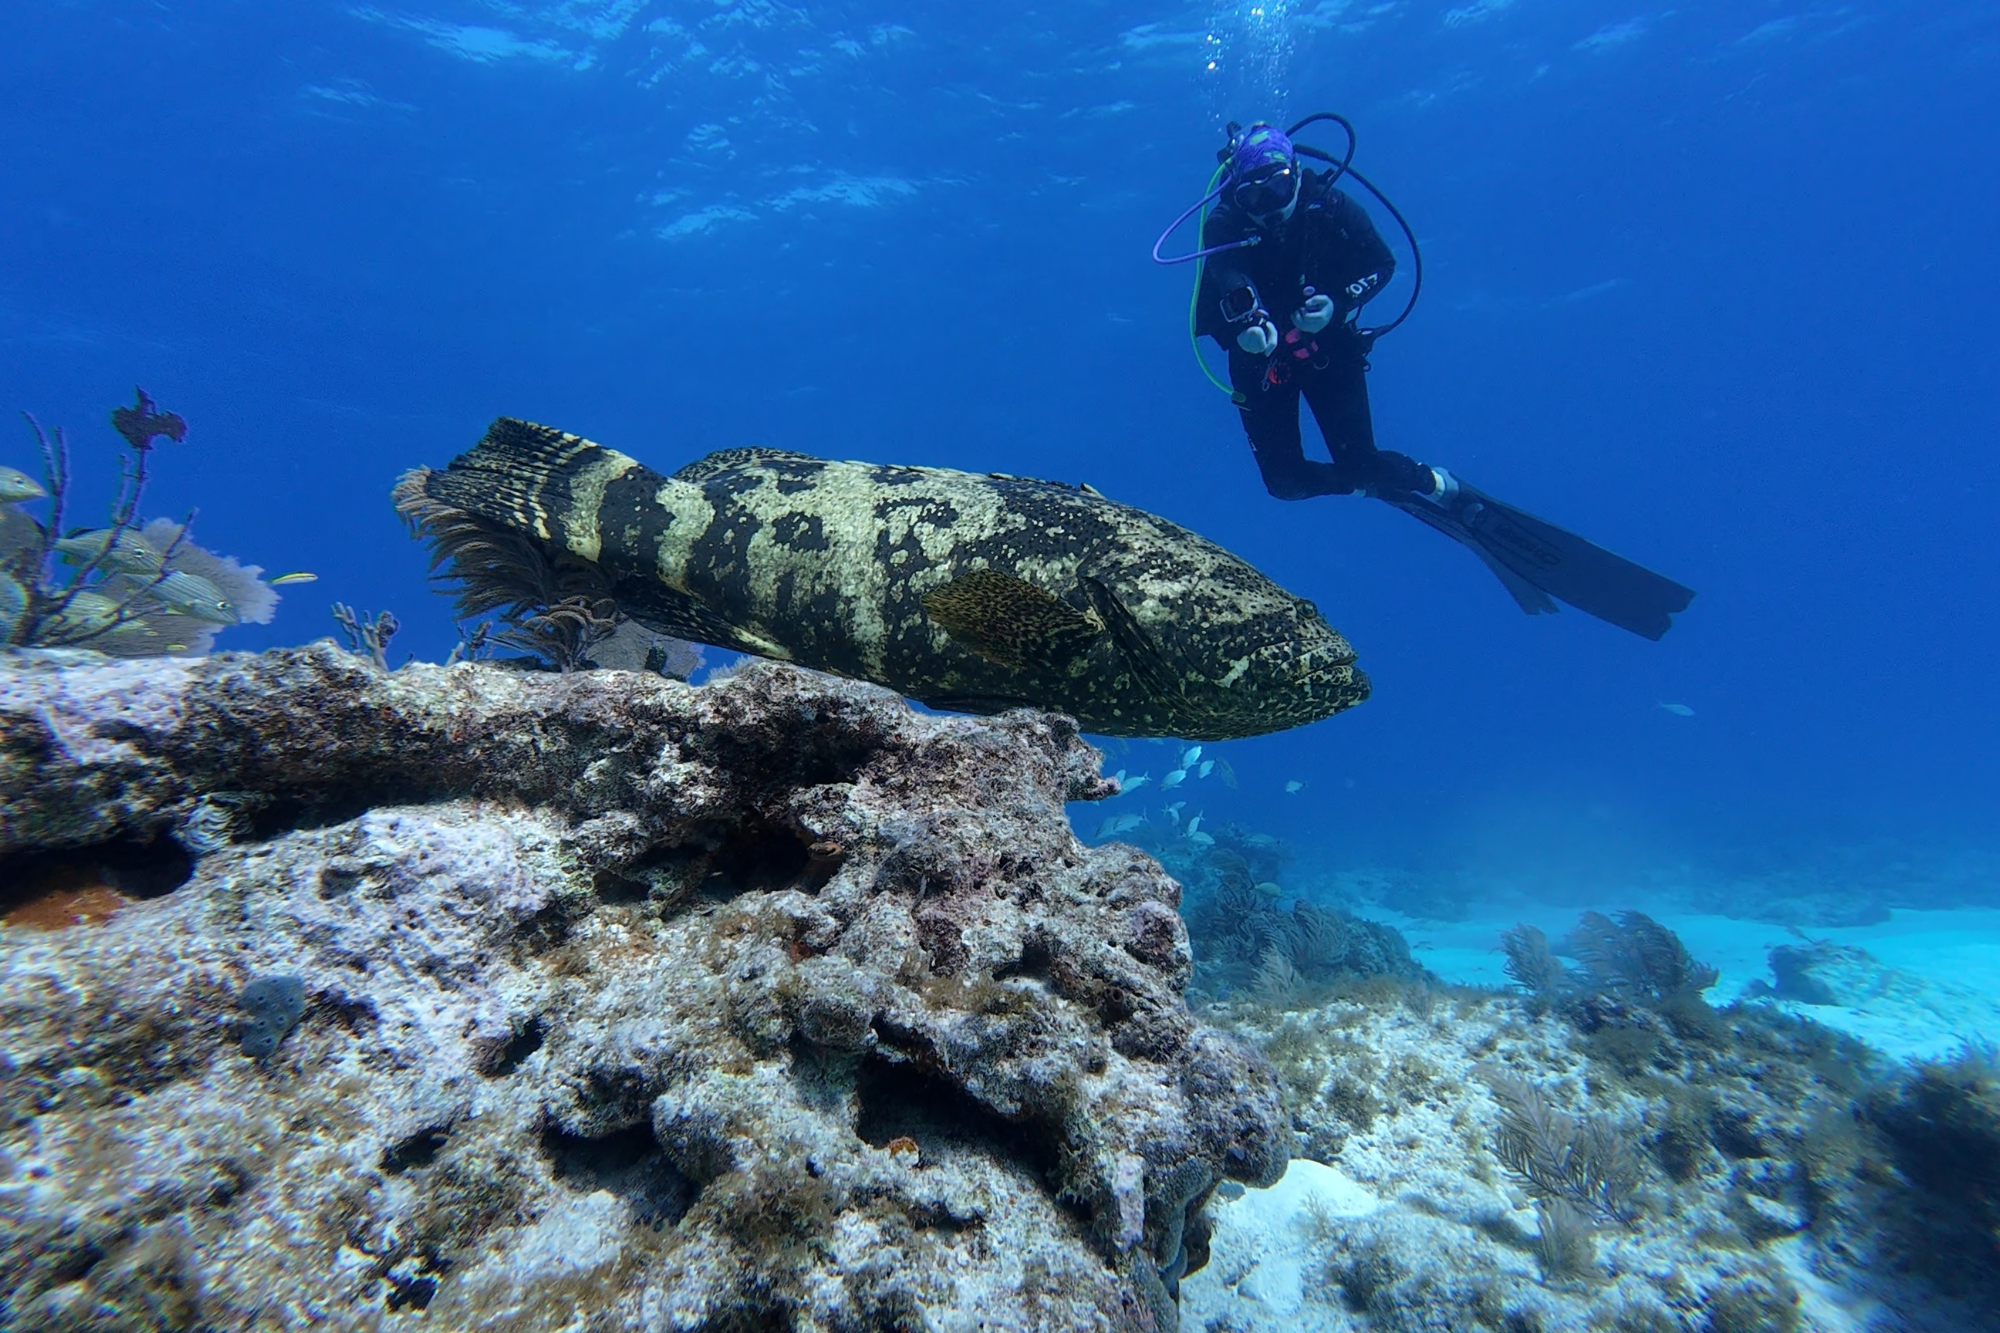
[0,644,1287,1331]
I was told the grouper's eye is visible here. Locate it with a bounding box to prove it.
[1295,598,1320,621]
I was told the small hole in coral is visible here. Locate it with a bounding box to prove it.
[593,871,651,904]
[540,1120,695,1228]
[992,938,1054,983]
[479,1017,545,1078]
[1710,1109,1767,1160]
[512,900,573,955]
[385,1273,438,1311]
[593,843,712,908]
[243,788,425,843]
[703,819,813,898]
[855,1057,1061,1193]
[381,1126,452,1174]
[48,1241,106,1286]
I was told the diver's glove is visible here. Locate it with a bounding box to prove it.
[1291,293,1335,334]
[1236,317,1281,356]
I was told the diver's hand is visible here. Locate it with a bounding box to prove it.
[1292,293,1335,334]
[1236,317,1280,356]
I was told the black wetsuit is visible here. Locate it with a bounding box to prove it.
[1196,168,1431,499]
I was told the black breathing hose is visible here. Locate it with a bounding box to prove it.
[1285,111,1358,183]
[1286,112,1423,338]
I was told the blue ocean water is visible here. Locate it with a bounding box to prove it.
[3,0,1995,884]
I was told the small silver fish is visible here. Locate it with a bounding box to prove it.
[55,528,165,575]
[145,570,239,625]
[269,571,319,586]
[1094,812,1146,839]
[1655,701,1695,717]
[1197,760,1214,779]
[1180,745,1203,769]
[1185,815,1203,836]
[1160,768,1186,790]
[1186,831,1215,848]
[1284,780,1305,794]
[0,466,46,505]
[1122,772,1150,792]
[1254,880,1284,898]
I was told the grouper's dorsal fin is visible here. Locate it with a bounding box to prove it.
[671,446,824,482]
[921,569,1104,671]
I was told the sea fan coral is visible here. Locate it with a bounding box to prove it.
[1484,1069,1641,1222]
[1566,910,1718,1003]
[1532,1197,1598,1282]
[393,466,703,676]
[1,392,275,655]
[1500,923,1571,1006]
[494,595,619,674]
[392,466,611,623]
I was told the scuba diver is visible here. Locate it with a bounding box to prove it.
[1155,116,1695,640]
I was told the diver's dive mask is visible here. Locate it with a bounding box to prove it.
[1226,122,1302,226]
[1232,158,1300,224]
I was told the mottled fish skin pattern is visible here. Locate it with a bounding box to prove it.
[425,419,1369,740]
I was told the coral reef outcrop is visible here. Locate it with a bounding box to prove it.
[0,645,1288,1331]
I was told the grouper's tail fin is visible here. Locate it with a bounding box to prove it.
[393,418,633,622]
[421,418,647,548]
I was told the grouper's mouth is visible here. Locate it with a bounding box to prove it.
[1288,634,1359,684]
[1285,635,1370,717]
[1305,661,1369,697]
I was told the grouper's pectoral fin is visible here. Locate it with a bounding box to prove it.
[920,569,1104,671]
[1080,575,1182,703]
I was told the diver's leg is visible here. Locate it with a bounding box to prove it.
[1229,351,1352,500]
[1300,332,1440,497]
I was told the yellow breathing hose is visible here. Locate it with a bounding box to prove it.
[1186,163,1246,404]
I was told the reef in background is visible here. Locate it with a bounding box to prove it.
[1180,911,2000,1332]
[0,646,1286,1331]
[1107,820,1430,1006]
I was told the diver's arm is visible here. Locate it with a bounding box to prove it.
[1196,205,1265,343]
[1323,192,1397,316]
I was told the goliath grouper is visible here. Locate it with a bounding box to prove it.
[396,418,1369,740]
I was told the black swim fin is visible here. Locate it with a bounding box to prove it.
[1376,479,1695,640]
